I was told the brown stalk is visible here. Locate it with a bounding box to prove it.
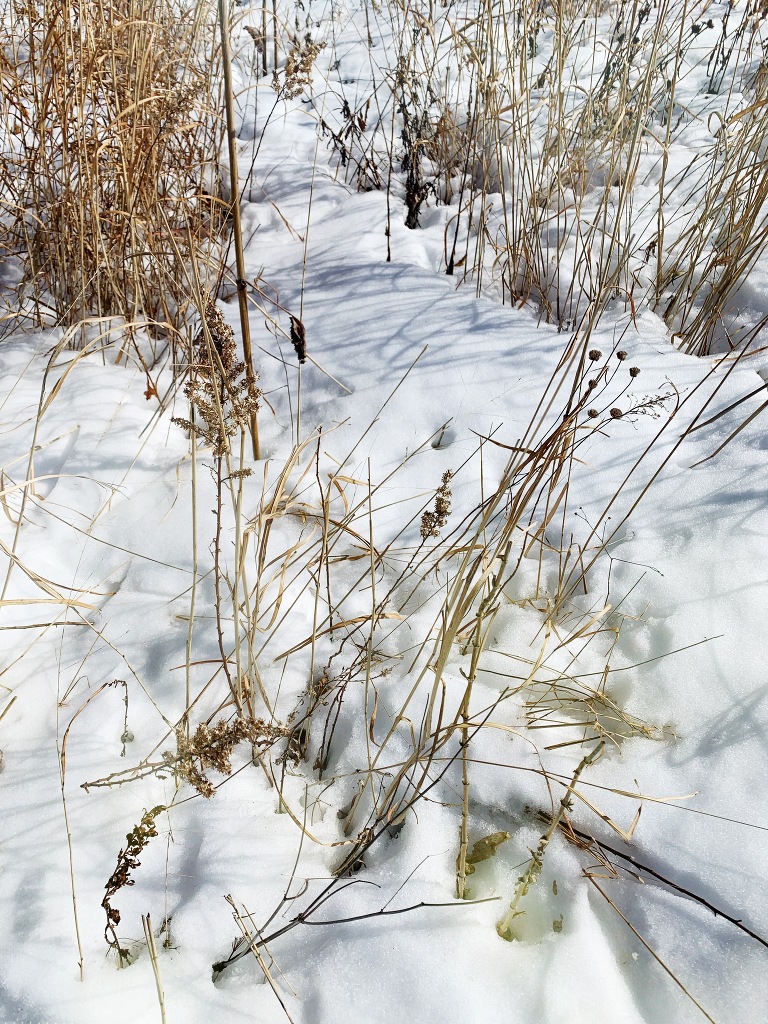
[218,0,261,459]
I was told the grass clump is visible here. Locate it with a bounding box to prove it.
[319,0,768,354]
[0,0,226,351]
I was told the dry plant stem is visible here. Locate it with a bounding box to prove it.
[563,822,768,952]
[587,876,717,1024]
[296,85,330,447]
[213,450,239,709]
[218,0,261,459]
[456,538,513,898]
[497,741,604,940]
[225,896,296,1022]
[364,462,377,813]
[232,432,248,705]
[656,0,690,300]
[141,913,167,1024]
[58,731,84,981]
[215,855,499,977]
[456,727,471,899]
[183,297,258,714]
[59,681,126,977]
[272,0,278,71]
[185,409,199,736]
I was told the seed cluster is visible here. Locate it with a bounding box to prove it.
[172,299,261,457]
[169,716,286,799]
[274,37,325,99]
[421,470,454,539]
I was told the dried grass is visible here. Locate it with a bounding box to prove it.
[0,0,226,353]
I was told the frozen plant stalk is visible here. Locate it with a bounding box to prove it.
[497,742,604,941]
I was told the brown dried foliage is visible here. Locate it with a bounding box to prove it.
[272,36,325,99]
[0,0,225,336]
[173,299,262,457]
[170,716,286,799]
[420,470,453,539]
[102,804,165,962]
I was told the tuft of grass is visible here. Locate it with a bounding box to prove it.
[0,0,226,357]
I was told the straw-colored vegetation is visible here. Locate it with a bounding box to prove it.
[1,0,766,1018]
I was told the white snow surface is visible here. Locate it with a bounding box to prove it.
[2,2,768,1023]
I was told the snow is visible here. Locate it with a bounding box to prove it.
[2,1,768,1022]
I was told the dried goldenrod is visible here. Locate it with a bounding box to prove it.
[102,805,165,961]
[421,470,453,539]
[169,716,286,799]
[273,37,325,99]
[172,298,261,457]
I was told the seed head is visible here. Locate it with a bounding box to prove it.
[616,350,628,360]
[290,316,307,364]
[588,349,602,361]
[629,366,641,377]
[421,470,453,539]
[610,407,623,419]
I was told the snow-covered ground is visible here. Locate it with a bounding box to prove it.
[2,1,768,1022]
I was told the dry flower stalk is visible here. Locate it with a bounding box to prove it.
[102,805,165,963]
[173,299,262,457]
[420,470,454,539]
[273,37,326,98]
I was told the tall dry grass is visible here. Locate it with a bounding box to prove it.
[320,0,768,355]
[0,0,226,354]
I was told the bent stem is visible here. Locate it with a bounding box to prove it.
[497,741,604,941]
[142,913,167,1024]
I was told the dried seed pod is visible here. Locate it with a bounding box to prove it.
[290,316,307,364]
[616,350,628,360]
[610,407,623,419]
[587,408,599,418]
[629,366,641,377]
[588,349,602,361]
